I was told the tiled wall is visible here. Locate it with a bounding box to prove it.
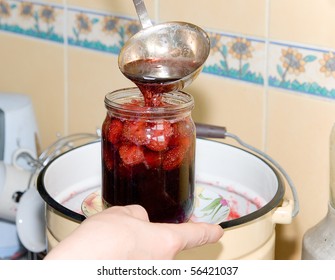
[1,0,335,259]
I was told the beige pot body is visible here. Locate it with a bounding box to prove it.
[45,199,293,260]
[39,139,295,260]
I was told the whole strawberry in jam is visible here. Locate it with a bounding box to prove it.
[107,118,123,144]
[119,144,145,166]
[146,120,173,152]
[123,120,149,145]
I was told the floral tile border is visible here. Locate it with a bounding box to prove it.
[67,6,141,55]
[205,32,265,85]
[0,0,64,42]
[268,42,335,99]
[1,0,335,100]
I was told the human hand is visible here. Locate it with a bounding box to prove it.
[44,205,224,260]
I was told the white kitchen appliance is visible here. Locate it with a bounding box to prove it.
[0,92,39,259]
[0,92,39,168]
[0,92,39,221]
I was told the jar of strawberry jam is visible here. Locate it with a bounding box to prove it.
[101,87,195,223]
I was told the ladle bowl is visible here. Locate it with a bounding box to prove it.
[118,0,210,92]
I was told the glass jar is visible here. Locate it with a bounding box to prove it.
[101,87,195,223]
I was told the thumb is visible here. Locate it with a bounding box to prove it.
[166,222,224,251]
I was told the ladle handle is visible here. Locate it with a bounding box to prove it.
[195,122,299,218]
[132,0,153,29]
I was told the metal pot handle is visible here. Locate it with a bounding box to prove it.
[195,122,299,218]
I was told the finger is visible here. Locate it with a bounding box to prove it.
[182,223,224,249]
[101,205,149,221]
[165,222,224,251]
[124,204,150,221]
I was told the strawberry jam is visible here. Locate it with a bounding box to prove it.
[102,88,195,223]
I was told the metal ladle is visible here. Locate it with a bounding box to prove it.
[118,0,211,92]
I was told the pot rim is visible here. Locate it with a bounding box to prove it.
[37,138,285,229]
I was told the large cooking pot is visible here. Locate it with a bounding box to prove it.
[37,136,298,260]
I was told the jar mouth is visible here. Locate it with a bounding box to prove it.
[105,87,194,120]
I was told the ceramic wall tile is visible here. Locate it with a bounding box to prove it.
[268,42,335,100]
[66,0,156,19]
[67,48,133,134]
[188,74,264,149]
[159,0,267,38]
[0,33,65,148]
[2,1,334,102]
[0,0,65,43]
[270,0,335,48]
[205,33,266,85]
[66,6,140,55]
[39,0,63,4]
[266,88,335,260]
